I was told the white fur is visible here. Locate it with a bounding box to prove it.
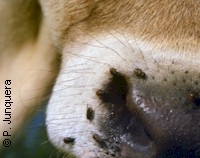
[46,32,200,157]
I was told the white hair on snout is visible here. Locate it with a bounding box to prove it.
[46,31,200,158]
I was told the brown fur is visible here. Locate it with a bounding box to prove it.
[41,0,200,51]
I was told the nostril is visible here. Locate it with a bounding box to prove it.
[96,68,157,157]
[96,68,200,157]
[126,68,200,157]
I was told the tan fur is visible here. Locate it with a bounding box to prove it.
[41,0,200,51]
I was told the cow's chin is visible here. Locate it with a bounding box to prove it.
[46,32,200,158]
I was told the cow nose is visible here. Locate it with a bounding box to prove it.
[127,68,200,158]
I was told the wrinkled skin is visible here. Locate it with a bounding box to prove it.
[1,0,200,158]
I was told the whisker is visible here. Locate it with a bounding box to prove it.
[76,27,126,61]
